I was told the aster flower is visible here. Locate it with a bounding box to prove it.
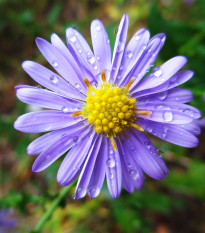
[0,208,17,233]
[14,14,201,199]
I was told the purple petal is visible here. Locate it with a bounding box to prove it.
[132,70,194,98]
[35,37,86,92]
[122,130,168,180]
[75,135,102,199]
[116,28,150,85]
[22,61,85,100]
[137,109,193,124]
[88,136,108,198]
[132,56,187,92]
[136,118,199,148]
[57,131,97,186]
[27,122,87,155]
[32,125,91,172]
[16,86,82,111]
[196,118,205,127]
[14,110,83,133]
[105,138,122,198]
[51,33,84,83]
[66,28,100,81]
[109,14,129,83]
[136,102,201,119]
[121,33,165,87]
[91,19,111,78]
[136,88,193,104]
[117,138,144,192]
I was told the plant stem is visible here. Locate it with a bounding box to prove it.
[32,184,74,233]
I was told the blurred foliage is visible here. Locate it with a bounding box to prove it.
[0,0,205,233]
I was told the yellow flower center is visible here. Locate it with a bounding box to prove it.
[72,70,151,151]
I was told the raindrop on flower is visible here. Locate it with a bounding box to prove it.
[109,173,114,179]
[127,163,131,168]
[107,39,110,43]
[163,111,173,122]
[72,25,76,29]
[88,186,100,198]
[142,45,147,50]
[77,186,86,198]
[93,65,98,70]
[96,56,100,60]
[95,25,101,31]
[114,29,118,34]
[161,133,167,139]
[52,61,58,67]
[106,158,115,168]
[73,136,79,143]
[74,83,80,89]
[157,91,167,100]
[50,75,58,84]
[109,149,113,155]
[146,126,153,132]
[61,106,69,113]
[156,148,164,156]
[144,141,151,149]
[129,169,138,180]
[135,35,140,41]
[69,35,77,43]
[126,50,133,58]
[78,49,82,53]
[117,41,125,53]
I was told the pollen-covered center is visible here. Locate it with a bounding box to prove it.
[72,71,152,151]
[82,83,137,136]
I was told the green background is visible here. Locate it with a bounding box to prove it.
[1,0,205,232]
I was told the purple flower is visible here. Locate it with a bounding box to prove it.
[14,14,201,199]
[0,208,17,233]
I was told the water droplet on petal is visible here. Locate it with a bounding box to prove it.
[135,35,140,40]
[119,66,123,70]
[144,141,151,149]
[109,173,114,179]
[78,49,82,53]
[69,35,77,43]
[109,149,113,155]
[106,158,115,168]
[88,186,100,198]
[50,75,58,84]
[114,29,118,34]
[129,169,138,180]
[126,50,133,58]
[87,54,95,65]
[155,104,171,110]
[163,111,173,122]
[61,106,69,113]
[161,133,166,139]
[52,61,58,67]
[146,126,153,132]
[77,186,86,198]
[73,136,79,143]
[153,68,162,77]
[157,91,167,100]
[96,56,100,60]
[142,45,147,50]
[107,39,110,43]
[95,25,101,31]
[163,125,169,132]
[127,163,131,168]
[117,41,125,53]
[93,65,97,70]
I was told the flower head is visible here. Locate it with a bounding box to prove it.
[0,208,17,232]
[14,14,201,199]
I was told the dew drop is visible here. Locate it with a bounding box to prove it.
[156,148,164,156]
[126,50,133,58]
[144,141,151,149]
[50,75,58,84]
[163,125,169,132]
[69,35,77,43]
[135,35,140,41]
[107,39,110,43]
[77,186,86,198]
[96,56,100,60]
[127,163,131,168]
[87,54,95,65]
[78,49,82,53]
[155,104,171,110]
[117,41,125,53]
[150,62,154,67]
[146,126,153,133]
[61,106,69,113]
[73,136,79,143]
[109,149,113,155]
[119,66,123,70]
[161,133,166,139]
[163,111,173,122]
[93,65,98,70]
[52,61,58,67]
[75,83,81,89]
[95,25,101,31]
[106,158,115,168]
[88,186,100,198]
[153,68,162,77]
[114,29,118,34]
[129,169,138,180]
[109,173,114,179]
[157,91,167,100]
